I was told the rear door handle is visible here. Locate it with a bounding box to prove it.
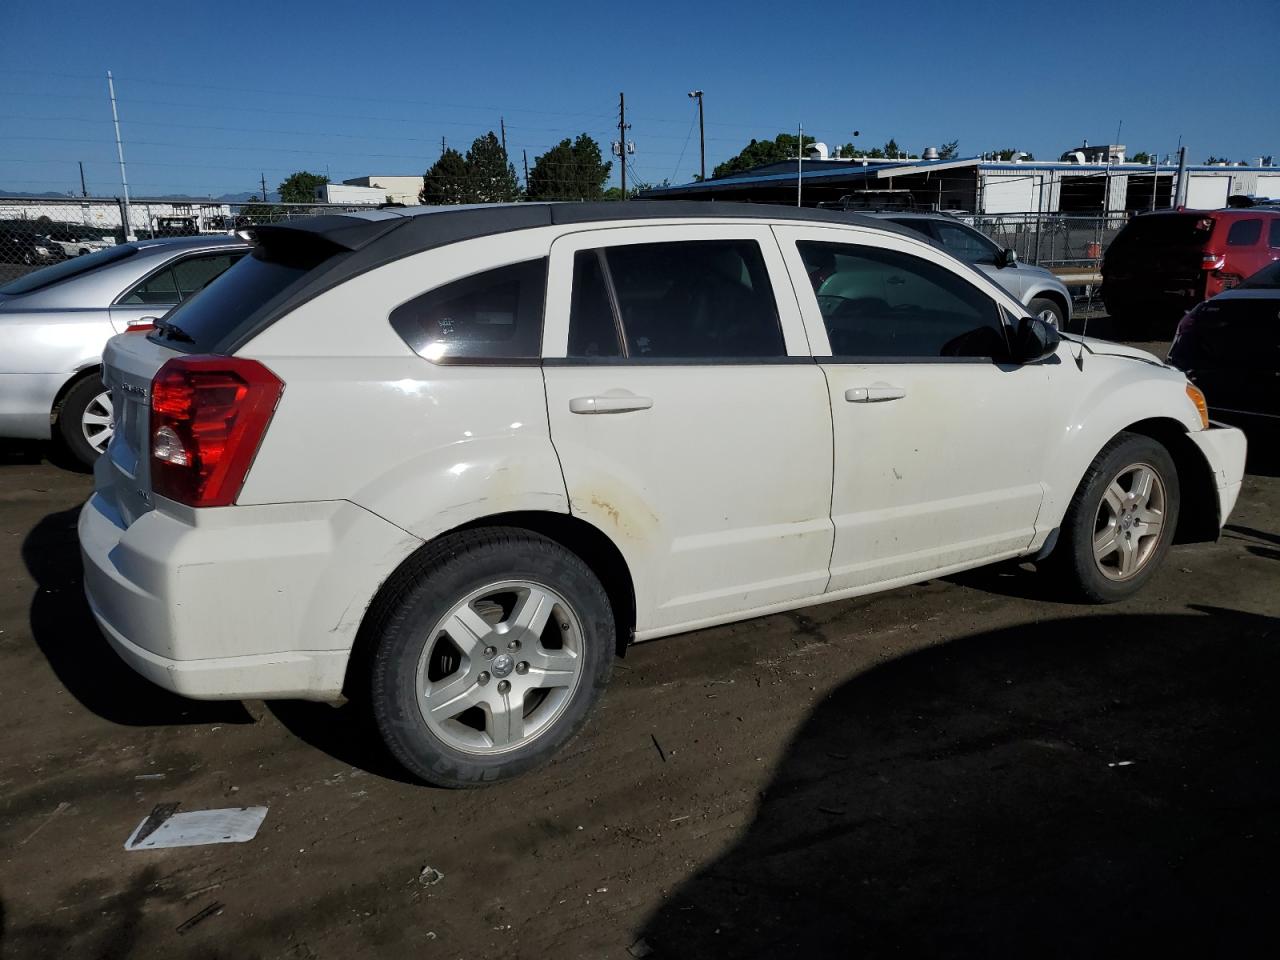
[569,394,654,415]
[845,385,907,403]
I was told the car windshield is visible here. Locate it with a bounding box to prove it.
[1110,214,1215,249]
[1242,260,1280,288]
[0,244,137,295]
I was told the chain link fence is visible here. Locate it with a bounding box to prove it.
[961,212,1130,269]
[0,196,378,284]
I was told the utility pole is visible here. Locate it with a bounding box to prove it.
[441,136,446,156]
[522,149,529,191]
[107,71,133,240]
[78,161,87,198]
[1174,145,1188,208]
[1150,152,1158,211]
[500,116,507,156]
[617,92,630,198]
[260,173,268,202]
[688,90,705,180]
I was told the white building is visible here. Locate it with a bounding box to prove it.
[341,175,424,205]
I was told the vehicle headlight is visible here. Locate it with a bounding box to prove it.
[34,245,49,255]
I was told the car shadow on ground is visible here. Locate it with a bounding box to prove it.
[265,700,420,786]
[0,438,89,473]
[639,607,1280,959]
[22,507,251,726]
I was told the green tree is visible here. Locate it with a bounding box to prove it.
[1131,151,1152,164]
[836,142,858,158]
[278,170,327,204]
[711,133,816,179]
[526,134,612,201]
[420,148,470,205]
[465,131,521,202]
[883,138,901,158]
[937,139,960,160]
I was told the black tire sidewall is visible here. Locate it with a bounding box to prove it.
[1060,434,1181,602]
[371,532,614,787]
[1028,296,1065,328]
[56,375,109,468]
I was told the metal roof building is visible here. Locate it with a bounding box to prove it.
[638,155,1280,215]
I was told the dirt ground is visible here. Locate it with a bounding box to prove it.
[1,333,1278,959]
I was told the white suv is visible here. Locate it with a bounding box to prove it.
[80,203,1247,787]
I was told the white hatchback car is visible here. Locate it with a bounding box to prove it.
[80,203,1247,787]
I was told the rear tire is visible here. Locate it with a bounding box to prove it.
[368,528,614,787]
[1047,432,1180,603]
[56,374,113,468]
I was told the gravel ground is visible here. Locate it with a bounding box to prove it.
[1,335,1277,959]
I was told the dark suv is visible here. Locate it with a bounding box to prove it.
[1102,208,1280,327]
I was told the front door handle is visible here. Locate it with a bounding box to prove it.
[569,394,654,415]
[845,385,907,403]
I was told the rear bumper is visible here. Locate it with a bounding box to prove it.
[0,372,63,439]
[79,492,421,702]
[1188,422,1248,528]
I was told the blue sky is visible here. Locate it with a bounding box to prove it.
[1,0,1275,198]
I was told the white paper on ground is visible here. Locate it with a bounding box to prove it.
[124,806,268,850]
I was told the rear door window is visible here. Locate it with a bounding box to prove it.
[120,251,246,306]
[1227,219,1263,247]
[569,239,785,360]
[390,258,547,363]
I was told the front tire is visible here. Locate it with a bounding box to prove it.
[1028,296,1065,329]
[368,528,614,787]
[1049,432,1180,603]
[56,375,114,467]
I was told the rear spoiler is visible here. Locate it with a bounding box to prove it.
[249,215,408,257]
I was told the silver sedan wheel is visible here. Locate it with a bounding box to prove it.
[1036,306,1061,327]
[416,580,585,755]
[1092,462,1167,581]
[80,390,114,454]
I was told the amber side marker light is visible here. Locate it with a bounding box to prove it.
[1186,383,1209,430]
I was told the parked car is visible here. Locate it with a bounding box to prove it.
[864,211,1073,328]
[1168,275,1280,427]
[80,202,1245,788]
[1103,207,1280,328]
[46,225,116,258]
[0,230,63,266]
[0,235,249,465]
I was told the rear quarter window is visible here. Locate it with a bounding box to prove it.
[1226,219,1263,246]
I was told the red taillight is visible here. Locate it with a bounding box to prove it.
[1201,252,1225,270]
[149,356,283,507]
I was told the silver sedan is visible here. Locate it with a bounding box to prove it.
[0,235,249,465]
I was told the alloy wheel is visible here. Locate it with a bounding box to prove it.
[1092,462,1166,581]
[415,580,585,755]
[80,390,114,454]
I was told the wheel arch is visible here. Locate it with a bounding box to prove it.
[49,363,103,423]
[343,510,637,700]
[1121,417,1219,544]
[1028,287,1071,322]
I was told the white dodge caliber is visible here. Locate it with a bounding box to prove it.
[80,203,1247,786]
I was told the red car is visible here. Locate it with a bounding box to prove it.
[1102,207,1280,330]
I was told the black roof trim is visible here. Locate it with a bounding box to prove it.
[215,201,914,354]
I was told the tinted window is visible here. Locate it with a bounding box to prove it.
[1270,219,1280,249]
[568,250,622,357]
[390,258,547,363]
[171,253,245,298]
[798,241,1007,359]
[591,240,784,359]
[0,244,137,295]
[121,266,180,305]
[1227,219,1263,246]
[1110,214,1214,249]
[931,222,1001,264]
[153,249,319,353]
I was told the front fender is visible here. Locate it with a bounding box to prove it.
[1038,355,1202,532]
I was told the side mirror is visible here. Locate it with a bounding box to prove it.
[1012,315,1061,363]
[999,248,1018,268]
